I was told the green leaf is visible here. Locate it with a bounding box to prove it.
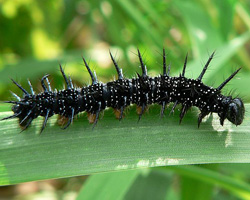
[77,169,142,200]
[0,103,249,186]
[124,169,174,200]
[77,169,175,200]
[219,163,250,177]
[214,0,237,39]
[174,1,223,56]
[114,0,163,47]
[164,165,250,200]
[180,164,218,200]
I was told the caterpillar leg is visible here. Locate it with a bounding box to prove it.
[92,102,101,129]
[114,108,124,120]
[137,104,147,122]
[115,96,127,120]
[57,115,69,126]
[62,108,75,129]
[87,113,96,124]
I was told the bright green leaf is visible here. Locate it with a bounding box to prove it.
[0,104,249,185]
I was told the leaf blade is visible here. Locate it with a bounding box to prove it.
[0,104,249,185]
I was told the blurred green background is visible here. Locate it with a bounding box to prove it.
[1,0,250,199]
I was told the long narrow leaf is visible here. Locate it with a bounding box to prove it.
[0,104,249,185]
[164,165,250,199]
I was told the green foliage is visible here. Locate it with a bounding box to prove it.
[0,0,250,199]
[78,166,250,200]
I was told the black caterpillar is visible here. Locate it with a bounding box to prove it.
[2,49,245,133]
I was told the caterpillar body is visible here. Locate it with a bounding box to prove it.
[2,49,245,133]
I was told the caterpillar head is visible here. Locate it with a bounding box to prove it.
[226,98,245,125]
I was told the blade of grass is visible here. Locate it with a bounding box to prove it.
[0,104,249,185]
[124,170,173,200]
[214,0,236,39]
[77,169,175,200]
[181,176,213,200]
[114,0,163,47]
[162,165,250,200]
[174,1,223,57]
[180,164,218,200]
[219,163,250,177]
[76,169,143,200]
